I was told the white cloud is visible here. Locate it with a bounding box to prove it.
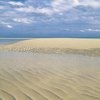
[80,30,85,32]
[51,0,72,14]
[0,0,100,28]
[87,28,100,32]
[16,6,53,15]
[73,0,80,6]
[81,0,100,8]
[80,28,100,32]
[49,0,100,14]
[8,1,24,6]
[15,0,100,16]
[73,0,100,8]
[13,18,33,24]
[52,0,100,10]
[16,6,34,13]
[1,22,13,28]
[15,0,73,15]
[7,25,13,28]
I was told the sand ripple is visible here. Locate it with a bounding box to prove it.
[0,52,100,100]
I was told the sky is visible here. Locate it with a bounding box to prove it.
[0,0,100,38]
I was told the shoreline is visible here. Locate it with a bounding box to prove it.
[0,37,100,39]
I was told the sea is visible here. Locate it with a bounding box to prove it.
[0,38,29,44]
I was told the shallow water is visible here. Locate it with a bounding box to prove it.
[0,51,100,100]
[0,39,28,44]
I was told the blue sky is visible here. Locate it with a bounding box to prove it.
[0,0,100,38]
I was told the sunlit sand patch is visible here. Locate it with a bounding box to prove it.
[0,38,100,56]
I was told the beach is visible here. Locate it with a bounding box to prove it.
[0,38,100,56]
[0,38,100,100]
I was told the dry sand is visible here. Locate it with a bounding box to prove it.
[0,38,100,100]
[0,38,100,56]
[0,38,100,49]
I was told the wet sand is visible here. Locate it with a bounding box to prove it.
[0,38,100,100]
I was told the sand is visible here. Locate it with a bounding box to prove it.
[0,38,100,56]
[0,52,100,100]
[0,38,100,100]
[1,38,100,49]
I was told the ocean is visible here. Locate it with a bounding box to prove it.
[0,38,29,44]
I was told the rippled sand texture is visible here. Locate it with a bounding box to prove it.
[0,52,100,100]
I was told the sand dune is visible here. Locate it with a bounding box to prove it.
[0,51,100,100]
[0,38,100,49]
[0,38,100,56]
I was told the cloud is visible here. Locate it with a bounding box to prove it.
[8,1,24,6]
[80,28,100,32]
[16,6,53,15]
[15,0,74,15]
[13,18,33,24]
[73,0,80,5]
[71,0,100,8]
[87,28,100,32]
[15,6,34,13]
[15,0,100,16]
[1,22,13,28]
[79,0,100,8]
[0,0,100,30]
[7,25,13,28]
[80,30,85,32]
